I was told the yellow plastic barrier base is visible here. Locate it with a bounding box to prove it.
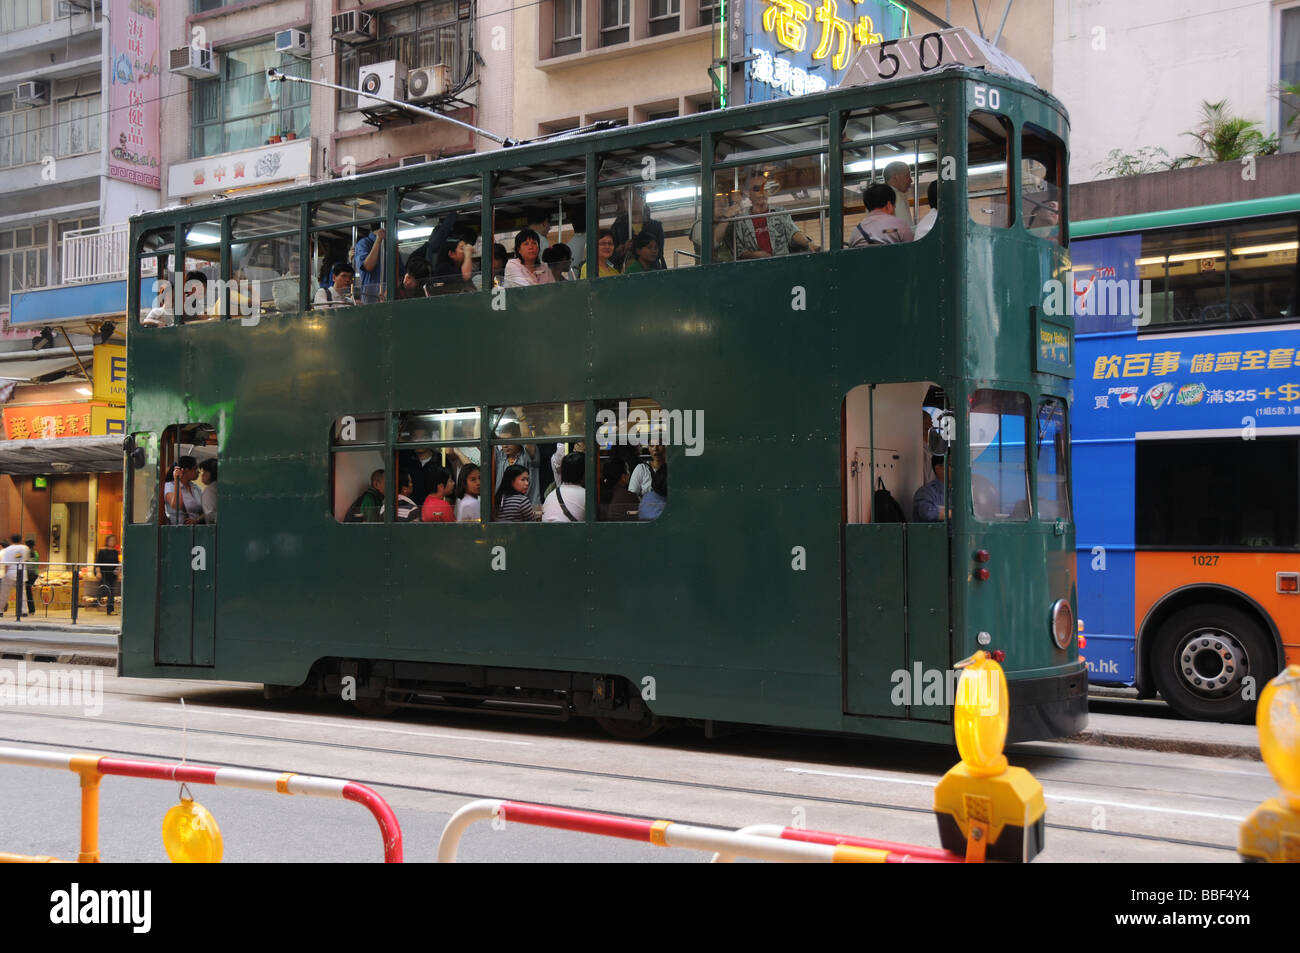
[934,762,1046,863]
[1238,799,1300,863]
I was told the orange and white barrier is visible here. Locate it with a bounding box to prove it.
[0,745,402,863]
[711,824,962,863]
[437,799,950,863]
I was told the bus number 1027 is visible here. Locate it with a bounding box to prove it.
[1192,554,1220,566]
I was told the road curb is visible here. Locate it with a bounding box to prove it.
[1068,728,1261,761]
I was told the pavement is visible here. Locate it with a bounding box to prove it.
[0,621,1264,761]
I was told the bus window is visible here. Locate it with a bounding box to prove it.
[127,432,159,524]
[311,192,386,308]
[137,228,174,328]
[1138,223,1229,328]
[332,413,387,523]
[399,179,482,297]
[1021,123,1065,245]
[714,118,824,260]
[489,402,586,521]
[841,102,939,246]
[1228,216,1298,324]
[968,111,1012,228]
[231,207,303,319]
[396,408,482,521]
[595,397,669,522]
[969,389,1029,521]
[1036,397,1071,522]
[598,138,700,273]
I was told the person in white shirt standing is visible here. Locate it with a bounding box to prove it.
[0,533,30,618]
[164,456,204,525]
[199,458,218,524]
[541,452,586,523]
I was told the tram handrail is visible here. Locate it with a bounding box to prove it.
[437,798,899,863]
[0,745,403,863]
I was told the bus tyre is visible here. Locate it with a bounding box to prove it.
[1150,605,1274,723]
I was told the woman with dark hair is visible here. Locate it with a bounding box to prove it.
[542,242,572,282]
[629,444,667,520]
[431,225,477,293]
[599,457,639,521]
[504,228,554,287]
[494,464,536,521]
[622,230,664,274]
[541,452,585,522]
[454,464,481,522]
[579,229,620,278]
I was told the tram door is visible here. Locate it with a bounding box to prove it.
[155,424,217,667]
[842,384,950,721]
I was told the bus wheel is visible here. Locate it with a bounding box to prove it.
[595,714,664,742]
[1150,605,1274,723]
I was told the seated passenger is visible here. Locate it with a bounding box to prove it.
[851,183,914,246]
[142,275,174,326]
[345,469,385,523]
[611,188,665,270]
[314,263,355,308]
[431,226,477,293]
[914,180,938,242]
[912,456,948,522]
[494,464,537,522]
[622,231,664,274]
[399,256,432,298]
[420,465,455,523]
[454,464,481,521]
[629,444,667,520]
[1027,198,1060,239]
[734,174,820,258]
[580,230,620,277]
[177,270,212,322]
[599,458,639,521]
[491,243,508,287]
[542,452,585,522]
[504,229,554,287]
[542,243,572,282]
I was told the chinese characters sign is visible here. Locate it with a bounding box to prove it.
[108,0,161,189]
[745,0,907,102]
[2,403,124,441]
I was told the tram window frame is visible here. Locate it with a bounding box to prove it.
[1035,397,1071,522]
[968,111,1013,229]
[136,228,175,329]
[178,220,222,322]
[398,180,483,297]
[231,206,304,318]
[488,402,587,522]
[493,155,589,286]
[1020,122,1066,246]
[969,389,1031,523]
[597,137,702,274]
[840,101,939,248]
[594,397,669,523]
[127,431,160,524]
[310,192,387,309]
[396,408,484,523]
[331,413,389,524]
[160,423,218,527]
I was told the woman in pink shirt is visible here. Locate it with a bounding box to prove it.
[503,229,554,287]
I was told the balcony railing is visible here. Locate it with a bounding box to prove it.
[61,224,128,284]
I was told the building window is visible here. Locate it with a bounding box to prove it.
[192,41,309,157]
[648,0,680,37]
[0,224,50,310]
[0,0,51,33]
[698,0,718,26]
[194,0,235,11]
[1280,4,1300,153]
[56,94,101,158]
[554,0,582,56]
[0,93,52,169]
[339,1,473,112]
[600,0,630,46]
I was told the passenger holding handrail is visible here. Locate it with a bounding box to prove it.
[164,456,204,525]
[504,229,554,287]
[354,225,387,304]
[733,173,819,259]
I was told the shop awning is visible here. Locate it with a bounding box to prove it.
[0,435,123,475]
[0,355,87,383]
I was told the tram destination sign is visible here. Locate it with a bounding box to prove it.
[842,26,1036,88]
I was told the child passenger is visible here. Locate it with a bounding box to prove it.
[420,465,455,522]
[454,465,481,522]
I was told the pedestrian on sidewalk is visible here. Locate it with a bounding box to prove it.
[95,535,121,616]
[0,533,28,618]
[24,538,38,616]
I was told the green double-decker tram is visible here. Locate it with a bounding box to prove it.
[123,57,1084,744]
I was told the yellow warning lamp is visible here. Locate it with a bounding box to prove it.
[934,652,1046,862]
[162,797,224,863]
[1239,665,1300,863]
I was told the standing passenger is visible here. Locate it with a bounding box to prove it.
[494,465,536,522]
[914,180,939,242]
[199,459,218,524]
[629,444,668,520]
[454,465,481,522]
[883,161,915,225]
[164,456,204,525]
[542,452,586,522]
[420,466,456,523]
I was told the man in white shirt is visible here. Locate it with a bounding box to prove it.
[314,263,355,309]
[0,534,31,618]
[883,161,914,225]
[541,452,586,522]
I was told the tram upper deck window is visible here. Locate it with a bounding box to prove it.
[311,191,386,309]
[713,119,823,261]
[176,221,221,321]
[969,389,1030,522]
[399,178,482,296]
[968,111,1012,228]
[841,102,938,246]
[494,155,588,285]
[137,228,174,328]
[598,138,700,273]
[1035,397,1071,522]
[231,206,303,319]
[1021,123,1066,245]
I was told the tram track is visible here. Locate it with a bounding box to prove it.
[0,702,1249,855]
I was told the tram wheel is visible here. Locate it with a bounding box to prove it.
[595,713,665,742]
[1150,604,1274,723]
[351,694,403,717]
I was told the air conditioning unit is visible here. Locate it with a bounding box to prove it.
[400,154,432,168]
[275,29,310,58]
[14,81,49,107]
[332,10,377,44]
[406,65,449,103]
[169,46,219,80]
[357,61,406,111]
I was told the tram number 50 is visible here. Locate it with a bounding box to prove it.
[876,32,946,79]
[973,85,1002,110]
